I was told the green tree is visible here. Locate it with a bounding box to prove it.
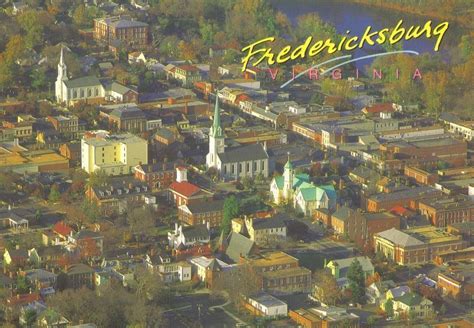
[30,68,47,91]
[221,195,240,235]
[24,308,37,328]
[87,169,109,189]
[16,275,31,294]
[81,199,101,223]
[347,258,365,304]
[385,299,394,318]
[48,185,61,203]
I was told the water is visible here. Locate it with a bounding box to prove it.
[272,0,462,69]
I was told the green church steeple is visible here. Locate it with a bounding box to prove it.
[211,94,223,138]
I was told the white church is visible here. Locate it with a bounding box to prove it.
[270,155,337,216]
[55,47,137,105]
[206,95,269,180]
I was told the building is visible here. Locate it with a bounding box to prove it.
[270,155,337,216]
[331,206,353,235]
[374,227,468,265]
[447,119,474,141]
[168,223,210,249]
[347,211,401,249]
[366,186,442,212]
[244,216,287,245]
[246,293,288,318]
[59,142,81,164]
[85,179,152,215]
[404,166,438,185]
[247,251,312,293]
[418,195,474,227]
[47,115,84,138]
[107,105,147,132]
[224,232,258,263]
[0,147,69,174]
[390,292,434,320]
[437,262,474,302]
[172,65,202,87]
[66,263,95,289]
[69,230,104,257]
[206,96,269,179]
[133,161,179,190]
[93,16,149,46]
[178,200,224,228]
[81,131,148,176]
[289,306,360,328]
[326,256,374,288]
[168,167,213,206]
[55,48,137,105]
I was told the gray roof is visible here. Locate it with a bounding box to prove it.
[110,106,145,119]
[63,76,102,88]
[370,186,439,202]
[185,200,225,214]
[66,263,94,275]
[218,143,268,164]
[332,206,352,221]
[249,292,287,308]
[182,224,209,240]
[252,217,286,230]
[110,19,148,29]
[25,269,57,282]
[226,232,256,263]
[330,256,374,273]
[74,230,102,240]
[376,228,424,247]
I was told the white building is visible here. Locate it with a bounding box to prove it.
[247,293,288,318]
[168,223,210,249]
[81,131,148,175]
[206,96,269,179]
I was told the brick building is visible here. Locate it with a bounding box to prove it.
[178,200,224,228]
[347,211,401,249]
[418,195,474,227]
[133,161,180,190]
[404,166,439,185]
[374,226,468,265]
[437,262,474,302]
[366,186,442,212]
[93,16,149,47]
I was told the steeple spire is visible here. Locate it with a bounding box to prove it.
[211,93,223,138]
[60,46,65,66]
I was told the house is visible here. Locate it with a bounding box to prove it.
[325,257,374,288]
[361,103,396,117]
[81,131,148,176]
[154,127,177,145]
[366,280,396,305]
[4,293,41,321]
[145,254,192,283]
[168,167,213,207]
[390,292,434,320]
[128,51,147,64]
[66,263,95,289]
[172,65,202,87]
[270,155,336,216]
[244,215,287,245]
[133,161,180,190]
[385,285,411,301]
[178,200,224,228]
[224,232,258,263]
[374,227,467,265]
[168,223,210,249]
[86,179,152,215]
[69,230,104,257]
[188,256,235,283]
[289,306,360,328]
[0,207,34,232]
[24,269,57,290]
[206,97,270,180]
[437,262,474,302]
[331,206,353,235]
[246,292,288,318]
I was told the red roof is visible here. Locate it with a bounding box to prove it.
[53,221,72,237]
[178,65,199,72]
[169,181,201,197]
[364,103,394,114]
[390,205,410,216]
[6,293,41,306]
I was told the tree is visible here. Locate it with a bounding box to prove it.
[16,275,31,294]
[87,169,109,189]
[347,258,365,304]
[127,206,155,244]
[23,309,37,328]
[81,199,101,223]
[48,185,61,203]
[30,68,47,91]
[313,270,341,305]
[221,195,240,235]
[385,299,394,318]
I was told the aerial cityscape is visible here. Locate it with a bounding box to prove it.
[0,0,472,327]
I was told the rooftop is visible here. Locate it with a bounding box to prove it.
[250,251,298,268]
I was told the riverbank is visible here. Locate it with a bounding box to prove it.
[345,0,472,28]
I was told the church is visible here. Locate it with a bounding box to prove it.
[206,95,269,180]
[55,47,137,105]
[270,155,337,216]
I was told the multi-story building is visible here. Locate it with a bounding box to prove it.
[93,16,149,46]
[107,105,147,132]
[289,306,360,328]
[247,251,312,293]
[347,211,401,249]
[172,65,202,87]
[390,293,434,320]
[133,161,179,190]
[437,262,474,302]
[374,226,468,265]
[366,186,442,212]
[447,120,474,141]
[178,200,224,227]
[418,195,474,227]
[168,167,213,207]
[244,216,287,245]
[66,263,95,289]
[404,166,439,185]
[47,115,83,136]
[81,131,148,176]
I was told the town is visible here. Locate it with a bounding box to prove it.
[0,0,472,327]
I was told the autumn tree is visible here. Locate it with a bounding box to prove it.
[126,206,155,244]
[423,70,449,114]
[48,185,61,203]
[312,269,341,305]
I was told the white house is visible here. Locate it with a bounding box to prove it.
[168,223,210,249]
[247,293,288,318]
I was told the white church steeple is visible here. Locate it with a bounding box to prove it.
[206,94,225,169]
[55,46,68,103]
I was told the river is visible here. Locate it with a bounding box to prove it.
[272,0,463,69]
